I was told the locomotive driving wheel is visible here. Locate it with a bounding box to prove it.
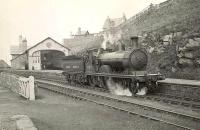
[88,76,98,87]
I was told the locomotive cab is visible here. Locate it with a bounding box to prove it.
[85,49,99,73]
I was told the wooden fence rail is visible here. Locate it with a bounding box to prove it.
[0,72,35,100]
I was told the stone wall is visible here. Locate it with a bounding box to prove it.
[177,38,200,67]
[138,31,200,79]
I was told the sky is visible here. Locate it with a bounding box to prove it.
[0,0,166,64]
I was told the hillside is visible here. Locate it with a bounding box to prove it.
[119,0,200,79]
[121,0,200,37]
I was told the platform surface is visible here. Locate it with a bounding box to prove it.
[0,84,183,130]
[158,78,200,86]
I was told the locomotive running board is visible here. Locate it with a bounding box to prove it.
[85,73,164,81]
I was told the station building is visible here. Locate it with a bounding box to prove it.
[10,36,70,70]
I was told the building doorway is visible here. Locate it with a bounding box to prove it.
[40,50,65,70]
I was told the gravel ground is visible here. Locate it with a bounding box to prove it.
[0,85,184,130]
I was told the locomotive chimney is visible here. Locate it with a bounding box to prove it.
[130,36,139,49]
[118,40,125,51]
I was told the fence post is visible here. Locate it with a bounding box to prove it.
[29,76,35,100]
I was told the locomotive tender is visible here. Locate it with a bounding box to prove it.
[60,36,164,95]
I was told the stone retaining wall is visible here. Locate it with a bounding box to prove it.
[177,38,200,67]
[158,83,200,100]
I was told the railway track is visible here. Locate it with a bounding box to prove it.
[135,94,200,110]
[36,79,200,130]
[37,76,200,110]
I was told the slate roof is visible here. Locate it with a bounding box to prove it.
[25,37,70,52]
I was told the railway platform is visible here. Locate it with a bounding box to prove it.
[158,78,200,86]
[0,85,37,130]
[0,83,185,130]
[158,78,200,99]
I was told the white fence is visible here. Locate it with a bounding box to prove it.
[0,72,36,100]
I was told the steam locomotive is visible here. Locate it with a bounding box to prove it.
[54,36,164,95]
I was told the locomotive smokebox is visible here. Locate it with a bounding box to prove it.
[129,49,148,70]
[97,48,148,71]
